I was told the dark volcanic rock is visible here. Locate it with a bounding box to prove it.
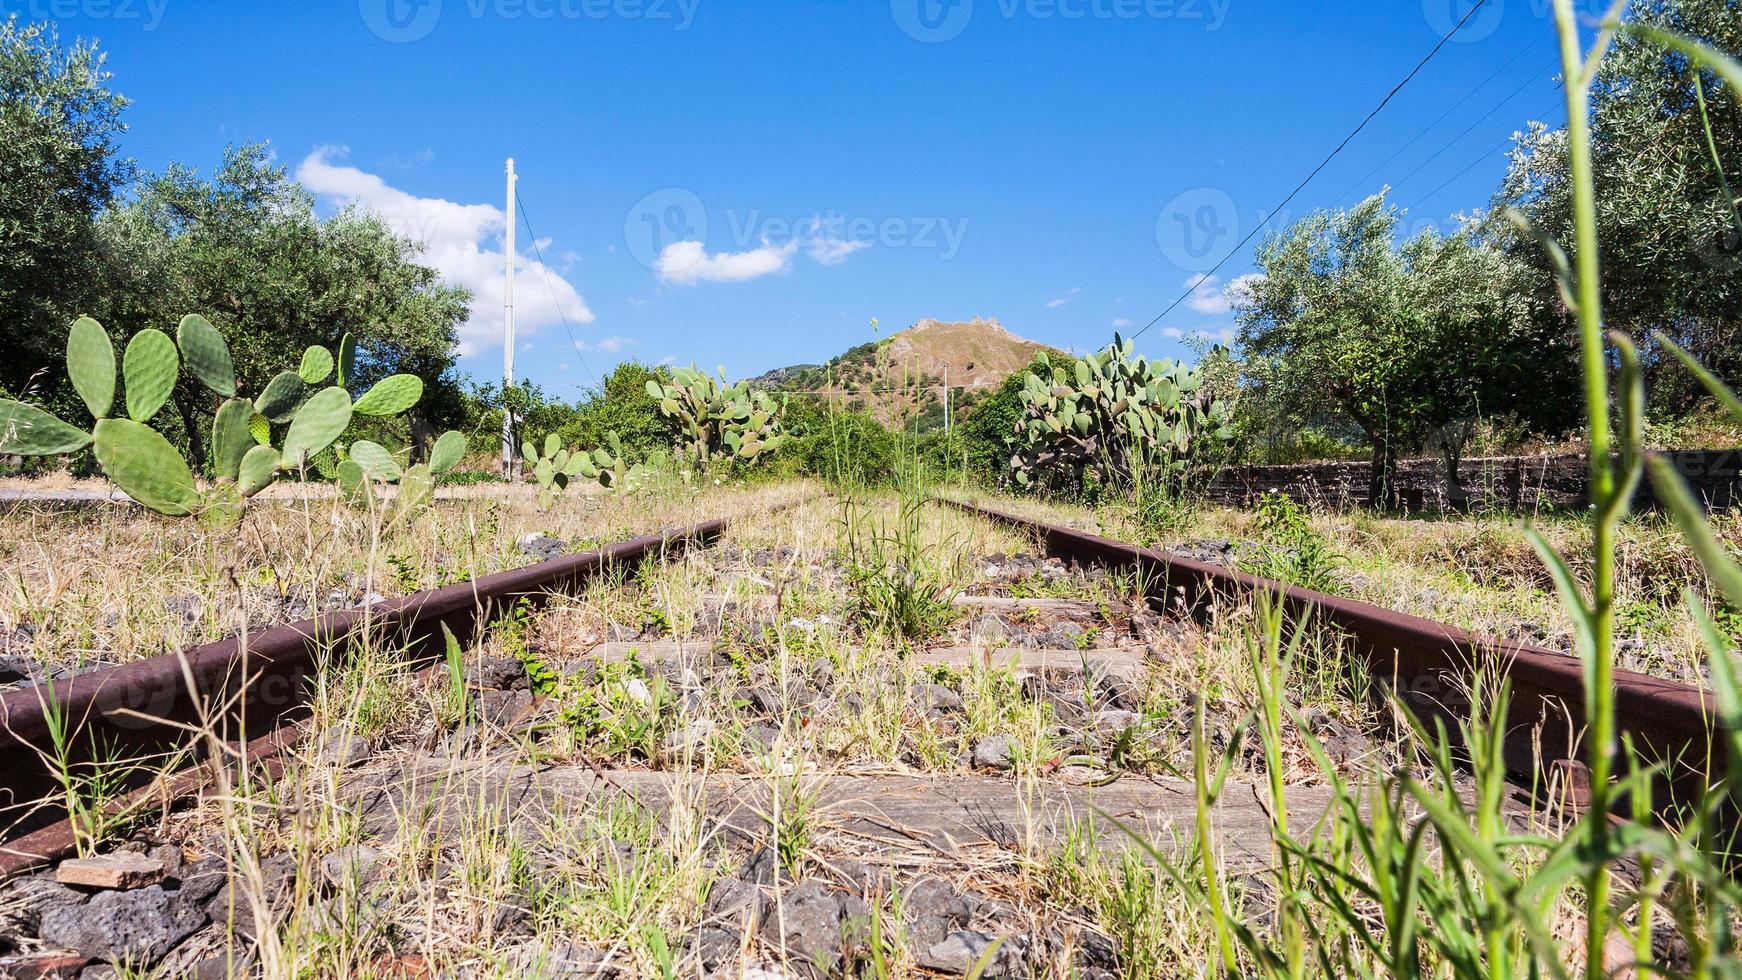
[39,885,206,966]
[918,930,1025,976]
[763,880,844,973]
[517,534,568,562]
[470,655,529,691]
[901,877,972,951]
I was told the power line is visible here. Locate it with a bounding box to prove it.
[1128,0,1494,345]
[1397,101,1561,211]
[1138,99,1566,361]
[1325,33,1551,210]
[1381,72,1547,200]
[512,185,598,386]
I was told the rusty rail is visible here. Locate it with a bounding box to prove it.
[0,517,731,876]
[944,497,1721,812]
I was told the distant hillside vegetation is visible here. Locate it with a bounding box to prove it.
[752,318,1058,431]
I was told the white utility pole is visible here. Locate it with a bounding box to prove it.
[943,368,951,439]
[501,157,518,478]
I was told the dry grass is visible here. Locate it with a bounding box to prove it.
[0,480,815,677]
[956,487,1741,684]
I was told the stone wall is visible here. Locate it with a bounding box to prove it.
[1205,449,1742,513]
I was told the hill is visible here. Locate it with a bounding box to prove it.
[752,318,1057,430]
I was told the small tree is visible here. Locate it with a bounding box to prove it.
[0,18,131,406]
[1235,193,1573,508]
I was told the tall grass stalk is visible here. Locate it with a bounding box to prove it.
[1545,4,1632,965]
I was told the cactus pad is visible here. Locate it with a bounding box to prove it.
[395,463,435,516]
[122,329,179,423]
[0,399,92,455]
[336,333,357,388]
[281,386,352,468]
[299,345,334,384]
[348,440,402,481]
[429,430,466,474]
[336,459,372,507]
[176,314,236,397]
[238,444,281,497]
[352,374,424,417]
[255,371,307,423]
[93,418,202,516]
[211,398,257,482]
[66,316,115,420]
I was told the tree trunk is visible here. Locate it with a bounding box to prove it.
[176,394,207,476]
[1368,441,1399,511]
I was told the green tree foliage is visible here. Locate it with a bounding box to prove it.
[458,362,674,470]
[956,369,1027,483]
[0,17,131,406]
[1235,193,1575,507]
[775,400,897,486]
[1493,0,1741,413]
[93,144,471,468]
[560,361,672,460]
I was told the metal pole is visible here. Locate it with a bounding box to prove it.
[502,158,518,478]
[943,367,951,439]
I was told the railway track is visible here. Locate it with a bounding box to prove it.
[0,517,733,874]
[943,496,1723,815]
[0,490,1723,976]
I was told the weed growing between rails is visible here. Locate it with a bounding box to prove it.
[1071,6,1742,977]
[0,481,815,682]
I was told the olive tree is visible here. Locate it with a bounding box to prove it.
[1235,193,1575,507]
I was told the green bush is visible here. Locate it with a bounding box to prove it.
[775,405,897,486]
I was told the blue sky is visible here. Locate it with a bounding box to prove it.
[53,0,1576,395]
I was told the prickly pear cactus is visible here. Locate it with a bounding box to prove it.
[0,318,447,517]
[339,430,466,521]
[1010,333,1232,490]
[646,366,786,466]
[523,432,590,508]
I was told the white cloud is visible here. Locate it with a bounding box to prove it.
[807,236,867,266]
[296,146,594,357]
[1184,274,1229,315]
[657,239,798,285]
[1162,327,1185,339]
[559,361,571,371]
[1225,273,1262,309]
[803,218,868,266]
[596,336,633,353]
[656,355,677,367]
[1111,318,1133,328]
[1046,288,1081,309]
[1183,273,1262,316]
